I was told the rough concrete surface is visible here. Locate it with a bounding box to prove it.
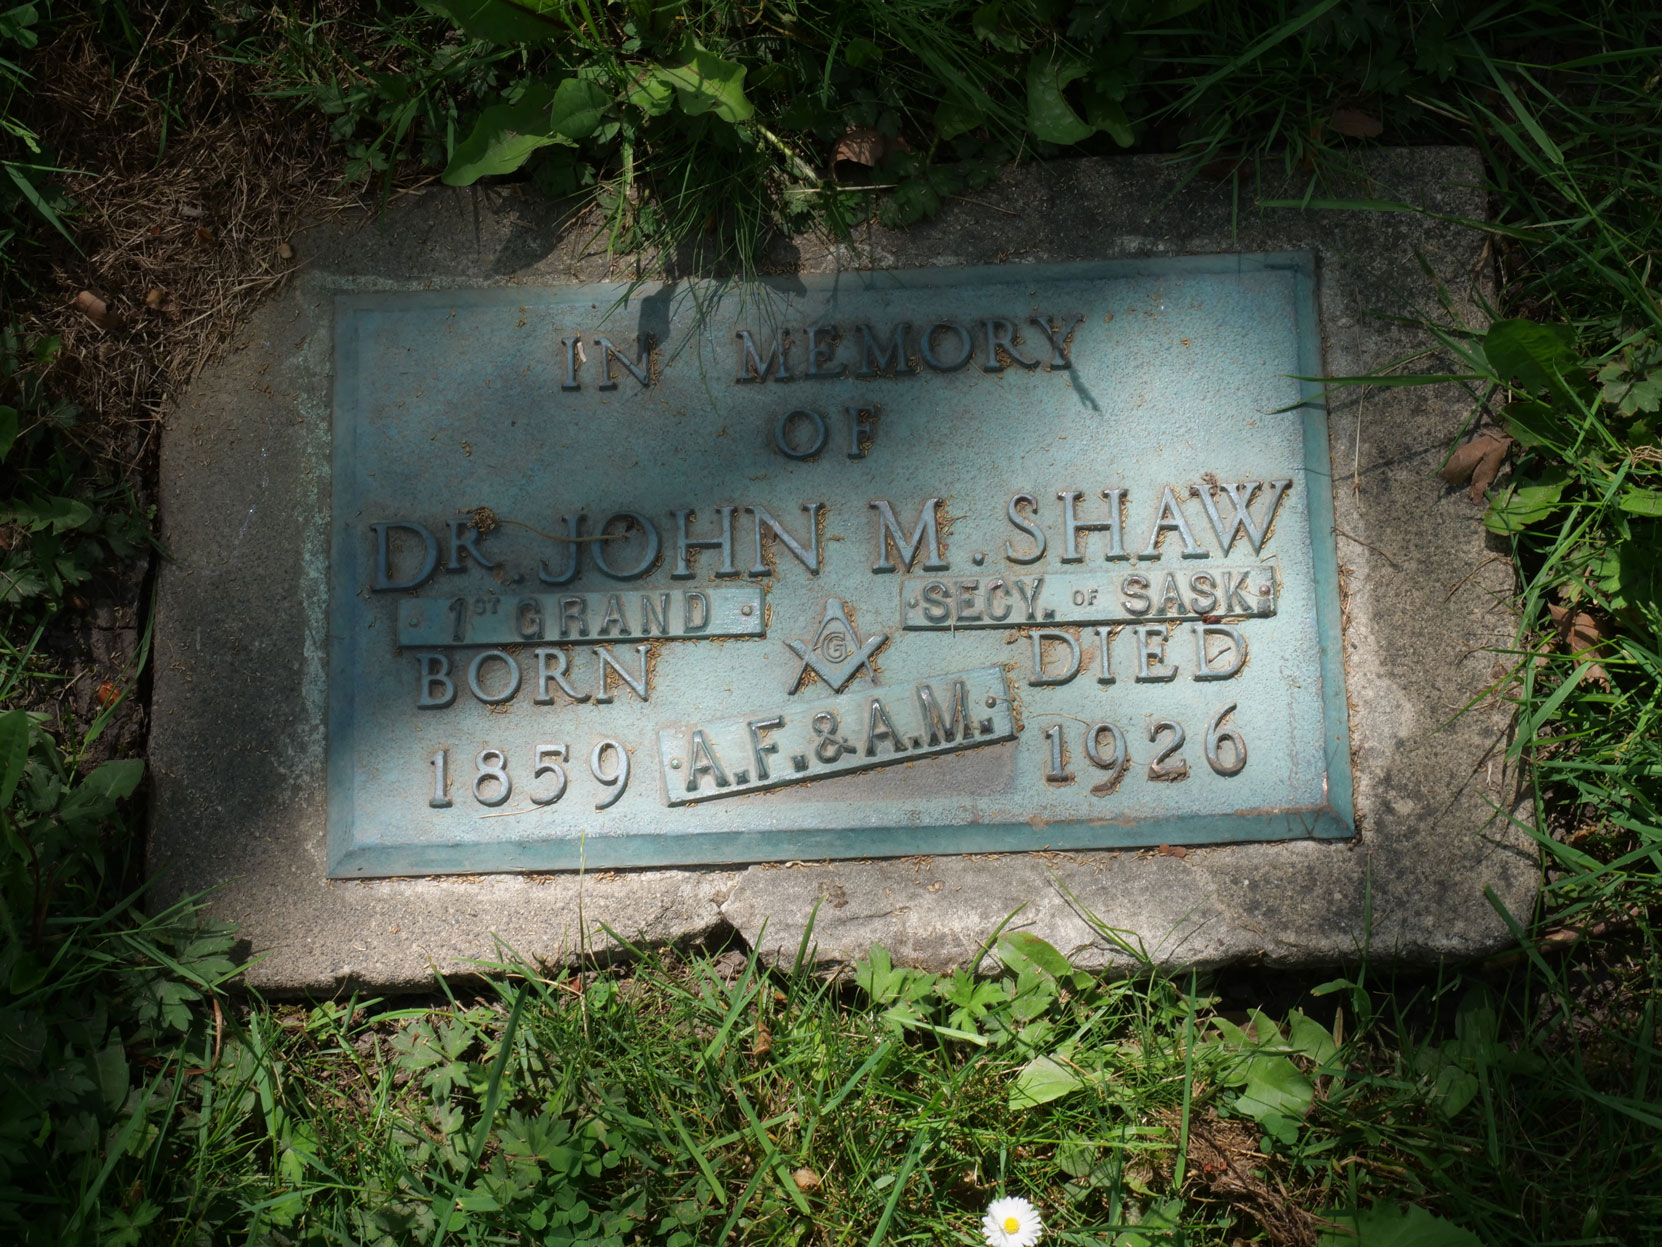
[148,149,1536,992]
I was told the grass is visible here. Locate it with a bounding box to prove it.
[1,0,1660,1244]
[13,927,1658,1245]
[0,932,1457,1245]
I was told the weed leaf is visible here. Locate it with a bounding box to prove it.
[91,1038,129,1115]
[1318,1201,1482,1246]
[0,707,28,806]
[625,71,676,117]
[58,758,143,828]
[2,494,94,533]
[1235,1053,1313,1122]
[650,45,753,123]
[1597,360,1662,415]
[1010,1053,1089,1108]
[998,931,1073,979]
[1483,318,1579,397]
[1026,57,1094,144]
[443,84,574,185]
[547,77,610,141]
[934,97,984,141]
[1501,397,1572,450]
[1087,97,1134,147]
[1483,467,1568,533]
[1618,487,1662,517]
[425,0,562,45]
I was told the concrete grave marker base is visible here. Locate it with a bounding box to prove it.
[148,149,1536,992]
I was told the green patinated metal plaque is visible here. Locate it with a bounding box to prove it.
[327,254,1353,877]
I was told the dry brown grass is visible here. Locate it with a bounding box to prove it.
[1178,1108,1334,1247]
[15,6,382,477]
[2,4,411,749]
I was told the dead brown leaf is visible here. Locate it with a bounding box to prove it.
[1440,431,1512,501]
[831,125,888,177]
[1548,602,1615,685]
[1156,843,1188,860]
[712,949,748,984]
[1482,903,1643,970]
[791,1167,821,1192]
[72,290,125,333]
[1330,108,1384,138]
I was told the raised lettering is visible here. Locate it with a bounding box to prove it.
[804,326,846,379]
[597,594,630,636]
[445,517,498,572]
[1005,493,1046,564]
[672,507,738,579]
[467,649,521,704]
[863,697,909,756]
[1191,479,1292,556]
[1121,573,1151,616]
[748,503,824,576]
[870,498,949,573]
[1221,571,1256,615]
[1194,624,1247,681]
[1013,577,1045,621]
[1093,624,1115,685]
[592,511,661,580]
[1133,625,1177,682]
[594,643,650,704]
[919,322,973,371]
[916,678,975,745]
[985,578,1013,622]
[559,595,589,638]
[981,318,1038,372]
[640,592,670,636]
[594,335,650,390]
[560,334,581,390]
[536,514,584,585]
[774,409,827,459]
[748,716,784,781]
[920,580,950,623]
[1059,489,1126,562]
[735,329,791,382]
[1188,571,1219,615]
[1029,629,1081,686]
[1156,572,1186,616]
[846,405,878,459]
[686,731,731,791]
[371,521,438,591]
[684,590,710,632]
[1029,314,1084,368]
[1138,485,1208,560]
[855,323,915,378]
[533,647,588,704]
[415,652,455,708]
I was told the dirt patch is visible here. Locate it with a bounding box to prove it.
[7,7,407,751]
[1179,1108,1333,1247]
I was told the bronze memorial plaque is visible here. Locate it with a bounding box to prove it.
[327,255,1352,876]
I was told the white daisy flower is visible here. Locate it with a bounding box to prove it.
[982,1195,1043,1247]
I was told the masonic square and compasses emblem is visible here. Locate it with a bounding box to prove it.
[784,598,888,693]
